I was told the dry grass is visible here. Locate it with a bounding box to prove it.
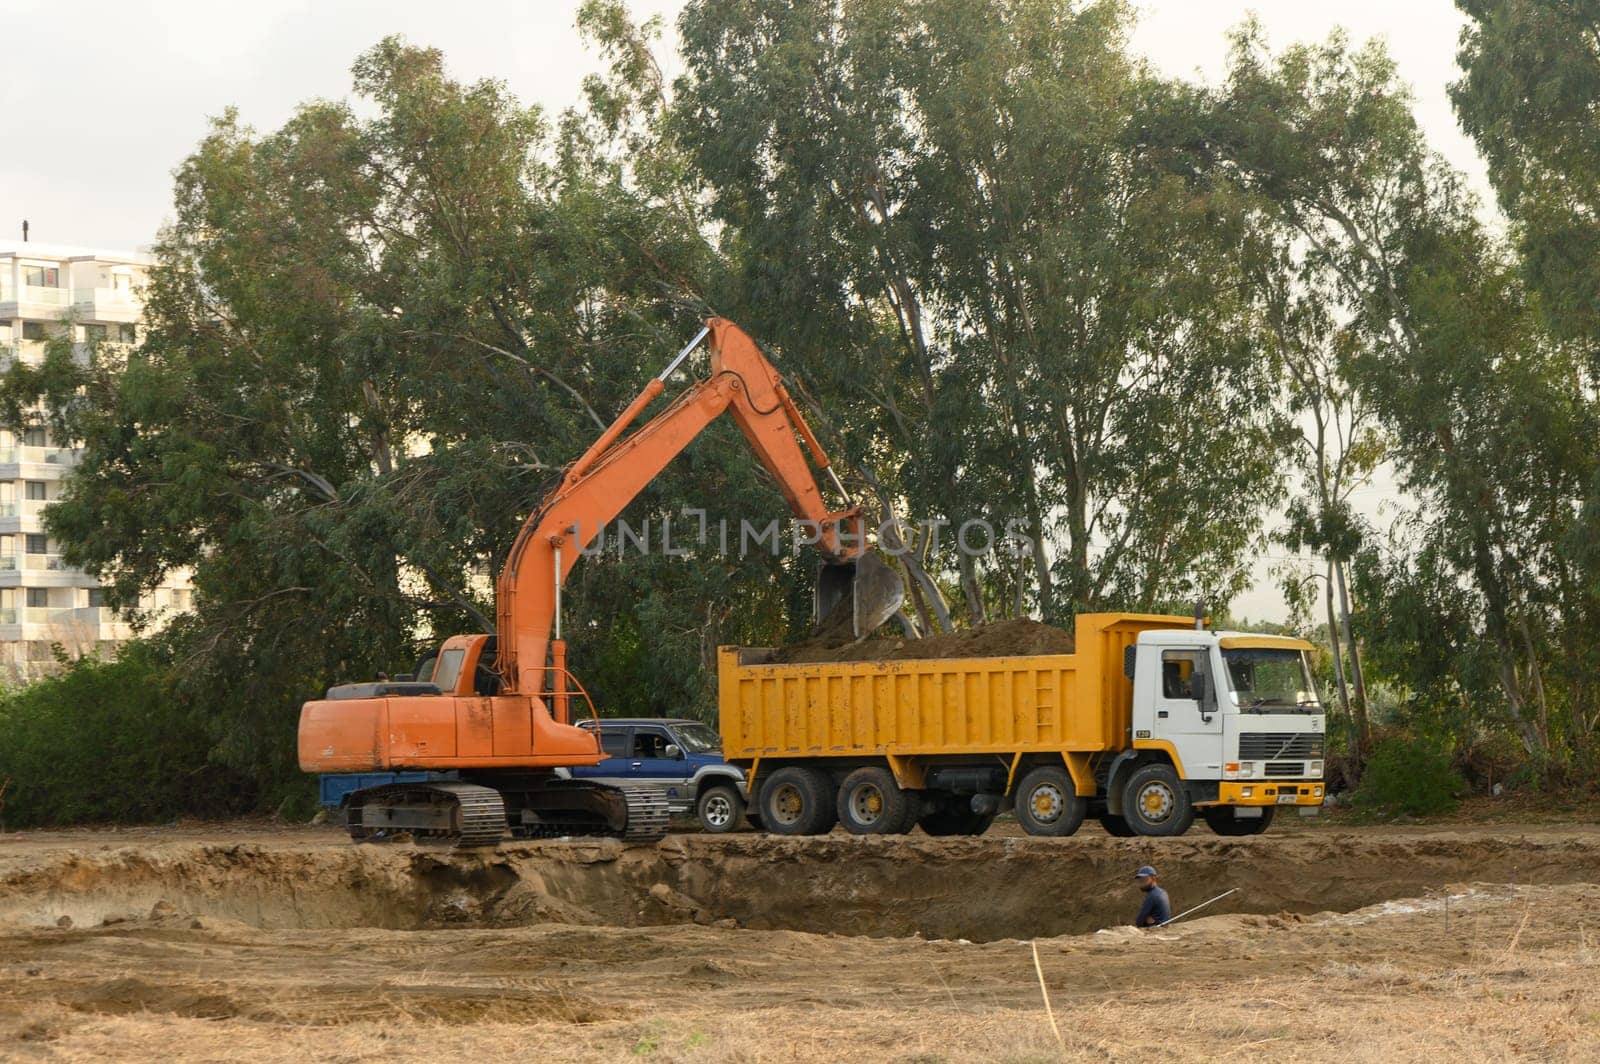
[8,913,1600,1064]
[5,828,1600,1063]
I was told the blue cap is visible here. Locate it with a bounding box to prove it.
[1134,865,1158,878]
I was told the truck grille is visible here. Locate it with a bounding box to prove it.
[1239,733,1324,760]
[1265,762,1305,777]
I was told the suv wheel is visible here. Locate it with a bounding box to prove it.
[696,782,744,834]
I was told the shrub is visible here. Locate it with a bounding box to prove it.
[0,645,259,827]
[1353,735,1464,817]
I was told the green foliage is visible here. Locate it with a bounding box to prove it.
[2,37,784,800]
[668,0,1289,626]
[1453,0,1600,346]
[10,7,1600,826]
[0,645,258,828]
[1353,735,1465,818]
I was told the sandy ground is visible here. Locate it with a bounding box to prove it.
[2,819,1598,1062]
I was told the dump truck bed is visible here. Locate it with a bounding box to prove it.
[718,613,1194,762]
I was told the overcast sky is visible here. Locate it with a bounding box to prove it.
[1,0,1483,622]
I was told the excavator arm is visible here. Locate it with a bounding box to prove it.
[494,318,901,695]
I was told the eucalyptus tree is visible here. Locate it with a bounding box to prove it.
[1210,24,1598,765]
[1454,0,1600,758]
[0,38,783,789]
[670,0,1286,625]
[1454,0,1600,351]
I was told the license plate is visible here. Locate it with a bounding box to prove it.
[1276,794,1298,804]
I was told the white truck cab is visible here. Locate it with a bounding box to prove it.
[1111,628,1326,835]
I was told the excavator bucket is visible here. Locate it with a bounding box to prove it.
[815,551,905,640]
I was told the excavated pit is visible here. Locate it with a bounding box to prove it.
[5,833,1599,942]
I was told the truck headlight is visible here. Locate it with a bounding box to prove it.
[1238,761,1257,778]
[1309,760,1324,777]
[1240,787,1253,798]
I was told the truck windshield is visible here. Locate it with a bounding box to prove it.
[673,722,721,754]
[1223,649,1320,712]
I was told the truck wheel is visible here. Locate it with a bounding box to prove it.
[1097,812,1137,837]
[888,791,924,834]
[836,767,910,834]
[1203,806,1275,836]
[1121,763,1194,836]
[918,803,995,836]
[1014,766,1087,837]
[696,783,745,834]
[759,767,835,836]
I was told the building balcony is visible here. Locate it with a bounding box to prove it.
[0,284,73,316]
[0,605,115,626]
[0,501,49,534]
[0,553,69,572]
[72,287,141,323]
[0,447,81,479]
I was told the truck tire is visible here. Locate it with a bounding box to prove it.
[1014,766,1087,837]
[918,802,995,836]
[759,766,836,836]
[696,782,745,834]
[1121,763,1194,836]
[889,792,924,835]
[836,766,911,834]
[1097,812,1137,837]
[1203,806,1275,836]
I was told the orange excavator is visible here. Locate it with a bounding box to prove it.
[298,319,903,846]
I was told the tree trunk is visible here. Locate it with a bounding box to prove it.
[1468,529,1548,760]
[1334,558,1371,751]
[1324,562,1352,722]
[957,551,986,625]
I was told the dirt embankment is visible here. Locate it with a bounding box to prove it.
[5,827,1600,1062]
[5,830,1598,941]
[773,617,1075,664]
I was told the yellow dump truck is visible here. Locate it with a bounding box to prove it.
[718,613,1325,837]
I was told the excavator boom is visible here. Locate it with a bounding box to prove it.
[496,317,901,695]
[299,318,901,848]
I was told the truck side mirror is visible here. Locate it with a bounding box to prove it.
[1193,671,1214,711]
[664,744,684,760]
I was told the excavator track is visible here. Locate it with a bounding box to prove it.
[346,782,507,849]
[617,785,671,842]
[346,780,668,847]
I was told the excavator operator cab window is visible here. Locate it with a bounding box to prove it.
[632,730,671,759]
[431,648,466,693]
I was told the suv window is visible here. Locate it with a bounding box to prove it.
[632,729,671,758]
[597,728,629,757]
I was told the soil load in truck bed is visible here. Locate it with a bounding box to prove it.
[771,617,1074,664]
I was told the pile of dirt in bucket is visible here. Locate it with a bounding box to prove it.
[772,617,1075,664]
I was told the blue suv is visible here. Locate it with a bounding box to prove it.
[561,718,751,833]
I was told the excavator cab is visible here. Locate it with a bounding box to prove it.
[815,551,904,639]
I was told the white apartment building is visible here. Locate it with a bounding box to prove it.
[0,240,192,682]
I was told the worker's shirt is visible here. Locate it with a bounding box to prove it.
[1135,886,1171,928]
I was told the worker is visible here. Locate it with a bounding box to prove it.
[1133,865,1171,928]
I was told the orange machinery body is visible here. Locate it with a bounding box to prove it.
[298,319,861,778]
[298,634,605,773]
